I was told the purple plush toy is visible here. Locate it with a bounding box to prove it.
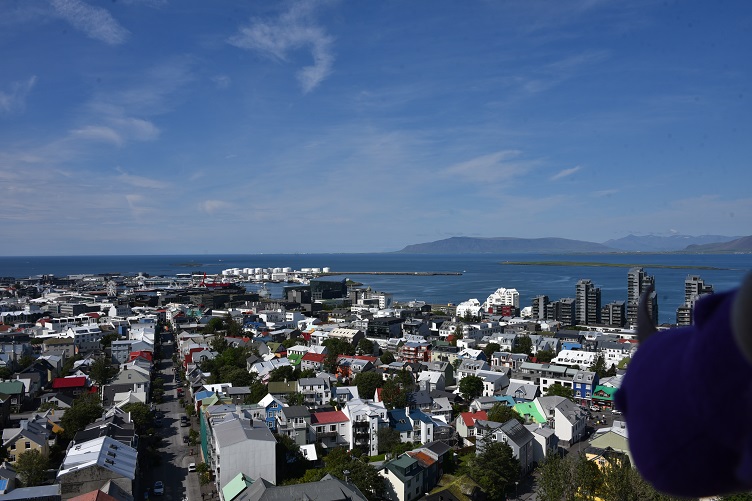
[615,273,752,497]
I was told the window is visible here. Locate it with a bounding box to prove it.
[330,425,336,432]
[25,442,31,449]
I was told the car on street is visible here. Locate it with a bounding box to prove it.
[188,463,196,472]
[180,415,189,427]
[153,481,164,496]
[183,435,189,444]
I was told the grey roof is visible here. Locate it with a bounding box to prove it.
[238,473,367,501]
[0,484,61,500]
[280,406,310,419]
[499,419,535,448]
[214,417,276,448]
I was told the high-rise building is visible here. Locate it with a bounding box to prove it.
[627,267,656,327]
[532,295,549,320]
[545,298,576,325]
[676,275,713,326]
[602,301,626,327]
[576,279,601,325]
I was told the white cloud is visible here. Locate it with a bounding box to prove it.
[550,165,582,181]
[228,1,335,93]
[212,75,232,90]
[0,76,37,114]
[70,125,123,145]
[441,150,536,184]
[49,0,130,45]
[199,200,234,215]
[592,188,618,197]
[109,117,160,141]
[117,170,168,189]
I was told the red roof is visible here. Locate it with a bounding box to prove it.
[129,351,153,362]
[53,376,88,389]
[460,410,488,428]
[69,490,119,501]
[302,352,326,363]
[85,312,101,319]
[408,451,437,467]
[311,410,349,425]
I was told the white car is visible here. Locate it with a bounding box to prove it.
[188,463,196,472]
[153,481,164,496]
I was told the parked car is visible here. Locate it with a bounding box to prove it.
[183,435,189,444]
[590,405,599,412]
[154,481,164,496]
[180,415,189,427]
[188,463,196,472]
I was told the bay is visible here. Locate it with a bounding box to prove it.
[0,253,749,325]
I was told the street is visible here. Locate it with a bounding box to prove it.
[140,334,202,501]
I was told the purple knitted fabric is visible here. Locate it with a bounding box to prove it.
[615,290,752,497]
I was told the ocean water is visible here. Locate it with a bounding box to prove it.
[1,253,750,325]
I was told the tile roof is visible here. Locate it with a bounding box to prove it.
[311,410,348,425]
[460,410,487,428]
[52,376,88,389]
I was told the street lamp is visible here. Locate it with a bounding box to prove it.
[515,480,519,499]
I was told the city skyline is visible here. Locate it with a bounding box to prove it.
[1,1,751,256]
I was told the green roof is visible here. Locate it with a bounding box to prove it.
[592,385,617,401]
[222,472,254,501]
[287,353,302,365]
[513,401,546,424]
[268,381,297,394]
[0,381,24,394]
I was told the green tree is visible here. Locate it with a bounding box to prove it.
[466,436,520,501]
[0,367,12,380]
[487,402,524,424]
[545,383,574,400]
[322,338,356,372]
[513,335,533,355]
[536,349,555,363]
[122,402,154,435]
[275,434,308,482]
[286,392,305,406]
[299,368,317,379]
[380,377,408,410]
[100,332,119,348]
[89,357,118,388]
[483,342,501,360]
[244,382,269,404]
[319,448,386,500]
[357,338,375,355]
[60,394,103,440]
[606,363,617,377]
[459,375,484,401]
[537,453,578,501]
[377,427,402,454]
[15,449,50,487]
[268,365,296,382]
[354,371,384,401]
[380,351,395,364]
[589,355,607,378]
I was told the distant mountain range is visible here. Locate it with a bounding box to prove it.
[396,234,752,254]
[602,234,740,252]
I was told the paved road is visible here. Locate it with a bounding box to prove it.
[141,335,202,501]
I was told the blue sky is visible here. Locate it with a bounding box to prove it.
[1,0,750,255]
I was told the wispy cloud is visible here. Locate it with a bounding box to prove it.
[199,200,235,215]
[550,165,581,181]
[69,125,123,145]
[0,76,37,114]
[117,169,168,189]
[49,0,130,45]
[212,75,231,90]
[592,188,618,197]
[441,150,537,184]
[228,1,335,93]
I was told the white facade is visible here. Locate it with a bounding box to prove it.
[483,287,520,309]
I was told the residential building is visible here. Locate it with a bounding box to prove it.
[531,295,549,320]
[534,396,587,445]
[212,416,277,489]
[57,436,138,500]
[343,398,388,456]
[310,410,349,449]
[626,267,656,327]
[475,418,535,474]
[398,342,431,364]
[601,301,626,328]
[387,407,436,445]
[298,377,332,407]
[572,371,598,405]
[380,454,426,501]
[576,280,601,326]
[276,406,311,446]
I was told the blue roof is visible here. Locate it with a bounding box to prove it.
[562,342,582,350]
[0,479,8,491]
[388,409,412,432]
[495,396,517,406]
[195,390,214,401]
